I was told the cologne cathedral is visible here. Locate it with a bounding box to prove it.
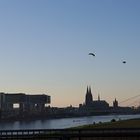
[84,86,109,110]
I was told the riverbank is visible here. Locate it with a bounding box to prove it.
[74,118,140,129]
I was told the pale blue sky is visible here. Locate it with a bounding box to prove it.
[0,0,140,107]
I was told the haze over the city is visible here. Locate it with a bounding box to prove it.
[0,0,140,107]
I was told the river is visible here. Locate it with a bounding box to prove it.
[0,114,140,130]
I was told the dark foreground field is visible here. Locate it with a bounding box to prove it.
[75,118,140,129]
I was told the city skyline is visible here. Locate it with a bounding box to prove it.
[0,0,140,107]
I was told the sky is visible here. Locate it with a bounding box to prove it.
[0,0,140,107]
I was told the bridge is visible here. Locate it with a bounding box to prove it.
[119,94,140,107]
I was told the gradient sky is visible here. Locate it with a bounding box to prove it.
[0,0,140,107]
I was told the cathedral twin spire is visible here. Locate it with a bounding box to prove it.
[86,86,92,94]
[85,86,93,105]
[87,85,92,92]
[85,86,102,106]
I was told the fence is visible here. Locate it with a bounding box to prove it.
[0,128,140,139]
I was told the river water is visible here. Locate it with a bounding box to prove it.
[0,114,140,130]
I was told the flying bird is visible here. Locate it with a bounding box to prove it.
[122,60,126,64]
[89,53,95,57]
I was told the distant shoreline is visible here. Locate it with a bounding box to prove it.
[0,113,139,123]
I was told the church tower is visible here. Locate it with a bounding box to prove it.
[85,86,93,106]
[113,98,118,108]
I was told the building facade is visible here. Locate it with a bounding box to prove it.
[0,93,50,112]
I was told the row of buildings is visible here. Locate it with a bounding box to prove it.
[78,86,133,115]
[0,87,137,120]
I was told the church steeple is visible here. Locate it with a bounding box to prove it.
[86,86,88,94]
[98,94,100,101]
[89,86,91,94]
[113,98,118,108]
[85,86,93,106]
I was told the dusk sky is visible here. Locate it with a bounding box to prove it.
[0,0,140,107]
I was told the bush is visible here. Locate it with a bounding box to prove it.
[111,119,116,122]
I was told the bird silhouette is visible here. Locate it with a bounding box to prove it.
[122,60,126,64]
[89,53,95,57]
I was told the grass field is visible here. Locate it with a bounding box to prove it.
[74,118,140,129]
